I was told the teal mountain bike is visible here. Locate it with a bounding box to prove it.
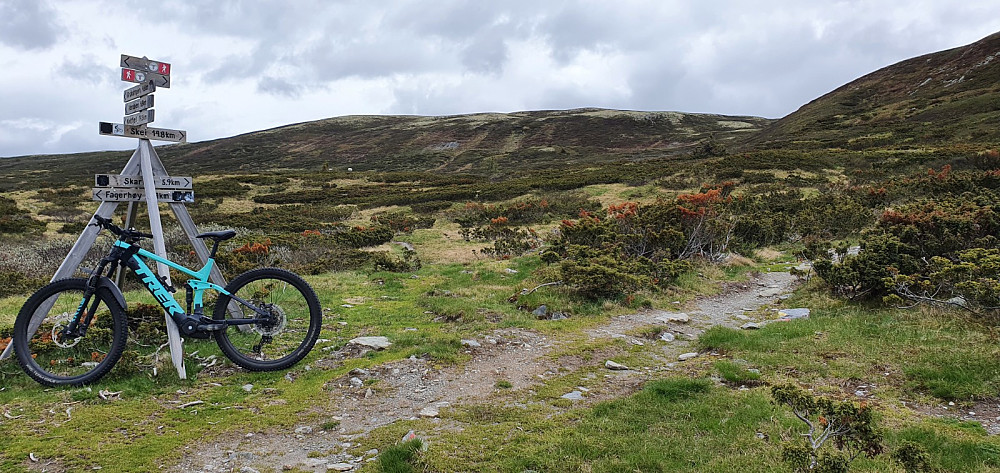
[13,216,322,387]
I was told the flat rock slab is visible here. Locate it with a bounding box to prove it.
[655,312,690,323]
[349,336,392,350]
[777,308,810,320]
[605,360,630,370]
[759,288,783,298]
[740,322,762,330]
[561,391,585,400]
[678,352,699,361]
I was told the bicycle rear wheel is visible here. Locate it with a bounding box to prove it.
[14,278,128,387]
[213,268,321,371]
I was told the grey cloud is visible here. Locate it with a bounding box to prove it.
[0,0,62,50]
[204,46,282,83]
[57,55,117,87]
[257,75,305,98]
[538,4,624,63]
[460,29,508,74]
[387,0,508,39]
[308,37,443,81]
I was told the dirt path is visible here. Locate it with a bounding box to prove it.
[176,271,797,472]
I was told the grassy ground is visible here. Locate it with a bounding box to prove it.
[3,240,1000,472]
[0,250,653,472]
[354,283,1000,472]
[2,157,999,472]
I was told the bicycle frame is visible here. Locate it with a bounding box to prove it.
[111,240,270,329]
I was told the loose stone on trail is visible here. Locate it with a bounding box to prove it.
[349,336,392,350]
[605,360,630,370]
[777,308,810,321]
[655,312,690,323]
[678,352,699,361]
[759,288,783,298]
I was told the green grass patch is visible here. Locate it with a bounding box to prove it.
[699,302,1000,402]
[378,439,423,473]
[403,379,797,472]
[714,360,762,385]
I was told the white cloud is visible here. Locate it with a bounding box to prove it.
[0,0,62,50]
[0,0,998,157]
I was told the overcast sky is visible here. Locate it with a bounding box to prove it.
[0,0,998,158]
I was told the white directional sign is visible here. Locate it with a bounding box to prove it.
[93,188,194,203]
[123,81,155,101]
[99,122,187,143]
[121,68,170,88]
[124,109,154,126]
[125,95,154,114]
[121,54,171,76]
[95,174,192,190]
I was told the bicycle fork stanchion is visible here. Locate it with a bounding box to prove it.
[114,202,139,288]
[138,139,186,379]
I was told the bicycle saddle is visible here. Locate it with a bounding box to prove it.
[195,230,237,241]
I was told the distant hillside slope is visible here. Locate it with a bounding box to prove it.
[752,31,1000,150]
[0,109,770,188]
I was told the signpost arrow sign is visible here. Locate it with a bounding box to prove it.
[121,68,170,88]
[99,122,186,142]
[124,109,154,126]
[124,81,155,101]
[95,174,192,190]
[120,54,171,76]
[93,188,194,203]
[125,95,154,114]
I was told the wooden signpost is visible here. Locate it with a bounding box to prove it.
[124,81,155,101]
[99,122,186,142]
[125,95,154,114]
[95,174,192,189]
[124,109,154,126]
[0,54,218,381]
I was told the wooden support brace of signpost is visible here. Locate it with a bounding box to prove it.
[137,139,186,378]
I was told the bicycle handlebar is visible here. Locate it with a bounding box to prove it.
[91,216,154,240]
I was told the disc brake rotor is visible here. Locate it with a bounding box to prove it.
[51,311,82,348]
[251,303,287,337]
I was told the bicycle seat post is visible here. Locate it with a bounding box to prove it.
[194,229,237,259]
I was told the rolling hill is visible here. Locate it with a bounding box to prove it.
[751,31,1000,150]
[0,109,769,189]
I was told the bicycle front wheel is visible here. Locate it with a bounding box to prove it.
[213,268,322,371]
[13,278,128,387]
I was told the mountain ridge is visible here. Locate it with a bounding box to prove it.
[0,108,771,188]
[751,31,1000,149]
